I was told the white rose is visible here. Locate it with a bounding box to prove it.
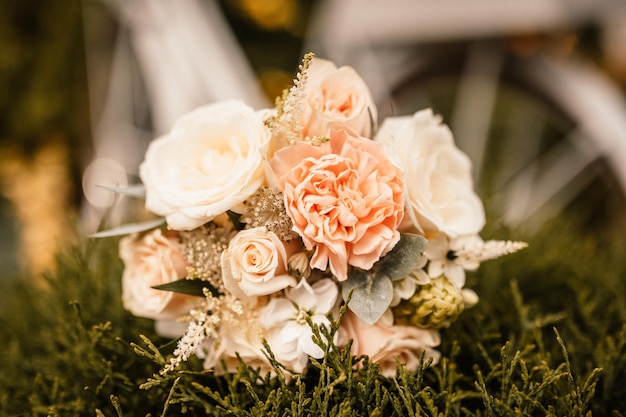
[300,57,377,139]
[221,227,297,298]
[119,229,194,320]
[139,100,271,230]
[375,109,485,237]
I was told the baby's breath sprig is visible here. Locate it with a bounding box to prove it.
[161,291,245,375]
[308,135,330,146]
[161,307,219,374]
[242,187,298,242]
[180,222,236,290]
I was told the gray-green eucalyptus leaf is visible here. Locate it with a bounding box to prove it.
[97,183,146,198]
[342,269,394,324]
[376,233,428,281]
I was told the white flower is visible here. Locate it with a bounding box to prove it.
[221,227,297,299]
[424,233,467,287]
[448,234,486,271]
[425,233,487,288]
[259,278,339,373]
[391,276,419,307]
[461,288,480,308]
[139,100,271,230]
[391,254,430,307]
[375,109,485,238]
[427,234,528,289]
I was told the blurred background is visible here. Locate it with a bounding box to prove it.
[1,0,626,279]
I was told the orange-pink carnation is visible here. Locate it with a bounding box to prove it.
[269,128,404,281]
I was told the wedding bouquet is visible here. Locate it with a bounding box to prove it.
[96,53,525,378]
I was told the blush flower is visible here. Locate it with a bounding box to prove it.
[220,227,298,299]
[270,128,404,281]
[119,229,195,320]
[375,109,485,238]
[300,57,377,139]
[139,100,270,230]
[339,309,441,377]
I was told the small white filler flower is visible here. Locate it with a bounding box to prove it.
[259,278,339,372]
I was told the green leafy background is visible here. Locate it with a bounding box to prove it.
[2,200,626,416]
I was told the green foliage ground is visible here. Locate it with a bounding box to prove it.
[1,195,625,417]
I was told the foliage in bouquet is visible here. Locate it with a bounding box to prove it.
[4,216,626,416]
[95,53,526,378]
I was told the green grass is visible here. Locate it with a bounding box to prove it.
[0,198,625,416]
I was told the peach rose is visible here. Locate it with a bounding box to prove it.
[220,227,297,299]
[339,309,441,377]
[300,57,377,139]
[119,229,195,320]
[375,109,485,237]
[270,128,404,281]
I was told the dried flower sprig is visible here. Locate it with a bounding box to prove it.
[242,187,297,241]
[180,222,237,289]
[162,309,218,374]
[265,52,315,145]
[452,239,528,266]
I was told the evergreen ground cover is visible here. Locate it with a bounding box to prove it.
[1,197,625,416]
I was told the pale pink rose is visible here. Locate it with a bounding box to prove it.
[139,100,270,230]
[270,128,404,281]
[119,229,195,320]
[300,57,377,139]
[375,109,485,238]
[221,227,298,299]
[340,309,441,377]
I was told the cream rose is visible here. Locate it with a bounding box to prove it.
[339,309,441,377]
[375,109,485,237]
[221,227,297,298]
[119,229,194,320]
[270,128,404,282]
[300,57,377,139]
[139,100,271,230]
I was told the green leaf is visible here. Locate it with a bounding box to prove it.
[152,278,221,297]
[342,269,393,324]
[376,233,428,281]
[96,183,146,198]
[89,218,165,238]
[226,210,245,231]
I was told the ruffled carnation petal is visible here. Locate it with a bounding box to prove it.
[270,128,404,281]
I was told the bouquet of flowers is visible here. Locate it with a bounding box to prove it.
[95,53,525,378]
